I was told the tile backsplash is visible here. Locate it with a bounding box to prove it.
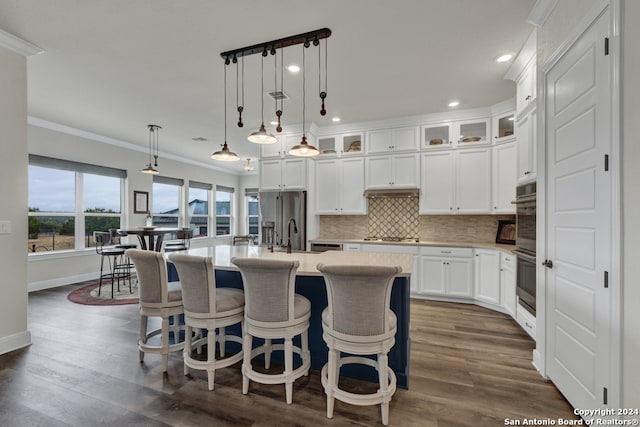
[318,208,515,243]
[368,197,420,238]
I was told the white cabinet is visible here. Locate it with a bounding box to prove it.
[360,244,420,293]
[365,154,419,189]
[419,247,473,297]
[492,111,516,144]
[516,59,536,118]
[492,141,517,213]
[343,243,362,252]
[516,302,536,340]
[422,118,491,149]
[516,107,537,184]
[259,158,307,191]
[366,126,419,154]
[314,158,365,214]
[474,249,501,306]
[420,149,491,214]
[500,252,516,317]
[260,133,315,158]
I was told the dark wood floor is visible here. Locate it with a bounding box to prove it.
[0,285,577,426]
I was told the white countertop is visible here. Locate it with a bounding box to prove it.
[171,245,413,277]
[310,237,516,253]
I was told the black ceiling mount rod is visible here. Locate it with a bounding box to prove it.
[220,28,331,59]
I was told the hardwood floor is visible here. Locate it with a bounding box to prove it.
[0,285,577,426]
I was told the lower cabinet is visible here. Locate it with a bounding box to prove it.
[419,247,473,298]
[500,252,517,317]
[474,249,501,306]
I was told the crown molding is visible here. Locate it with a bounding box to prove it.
[27,116,242,176]
[0,28,44,57]
[527,0,559,26]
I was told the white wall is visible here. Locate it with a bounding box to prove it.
[27,124,242,289]
[540,0,639,408]
[0,45,30,354]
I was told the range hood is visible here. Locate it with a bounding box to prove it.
[363,188,420,198]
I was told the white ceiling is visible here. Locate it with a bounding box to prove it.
[0,0,535,173]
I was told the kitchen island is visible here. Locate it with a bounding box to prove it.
[166,245,413,389]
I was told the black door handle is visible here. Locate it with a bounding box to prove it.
[542,259,554,268]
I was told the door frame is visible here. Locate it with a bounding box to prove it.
[537,0,622,407]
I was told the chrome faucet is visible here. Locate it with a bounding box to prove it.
[286,217,298,254]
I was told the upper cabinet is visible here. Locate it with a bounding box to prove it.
[516,59,537,117]
[259,158,307,191]
[492,111,516,144]
[365,154,419,189]
[516,107,537,183]
[314,132,364,157]
[422,118,491,149]
[366,126,419,154]
[315,158,366,215]
[260,133,316,158]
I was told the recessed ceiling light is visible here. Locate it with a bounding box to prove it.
[270,121,279,125]
[448,101,459,107]
[287,64,300,73]
[496,54,513,63]
[332,117,341,122]
[508,116,515,121]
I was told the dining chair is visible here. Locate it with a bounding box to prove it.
[93,231,130,298]
[316,263,402,426]
[168,253,244,390]
[230,257,311,404]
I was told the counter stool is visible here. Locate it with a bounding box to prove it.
[231,257,311,404]
[126,249,184,373]
[164,229,193,252]
[168,253,244,390]
[94,231,130,298]
[316,263,402,426]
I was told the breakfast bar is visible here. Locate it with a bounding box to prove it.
[166,245,413,389]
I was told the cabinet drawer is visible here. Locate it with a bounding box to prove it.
[361,244,418,254]
[501,252,516,270]
[516,303,536,340]
[420,246,473,258]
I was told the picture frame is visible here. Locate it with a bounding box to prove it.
[495,219,516,245]
[134,191,149,214]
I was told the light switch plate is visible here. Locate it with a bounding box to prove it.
[0,220,11,234]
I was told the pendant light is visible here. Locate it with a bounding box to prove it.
[212,61,240,162]
[243,158,255,171]
[141,124,161,174]
[289,41,319,157]
[248,53,278,144]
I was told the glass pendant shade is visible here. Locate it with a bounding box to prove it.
[211,141,240,161]
[243,158,255,171]
[289,135,319,157]
[248,122,277,144]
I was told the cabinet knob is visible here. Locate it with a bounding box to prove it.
[524,171,530,175]
[525,95,532,101]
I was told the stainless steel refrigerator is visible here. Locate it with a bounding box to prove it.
[259,191,306,251]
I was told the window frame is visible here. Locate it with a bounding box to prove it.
[152,176,184,229]
[215,186,235,237]
[188,181,212,238]
[245,189,260,237]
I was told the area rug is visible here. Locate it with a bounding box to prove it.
[67,278,139,306]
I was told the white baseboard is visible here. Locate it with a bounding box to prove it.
[28,272,99,292]
[0,330,31,355]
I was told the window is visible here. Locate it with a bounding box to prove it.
[152,176,184,228]
[215,186,234,236]
[246,188,259,236]
[28,155,125,253]
[188,181,212,237]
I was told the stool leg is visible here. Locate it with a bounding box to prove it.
[207,327,216,390]
[242,332,252,395]
[326,347,338,419]
[184,324,192,376]
[139,314,148,362]
[98,255,105,296]
[302,330,310,376]
[378,352,390,426]
[264,338,272,369]
[219,327,226,357]
[161,316,169,372]
[284,337,293,404]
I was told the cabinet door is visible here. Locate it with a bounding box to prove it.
[366,129,392,154]
[260,160,282,191]
[474,250,501,305]
[281,158,306,190]
[283,133,303,156]
[455,148,492,214]
[420,256,446,294]
[315,160,339,214]
[365,156,392,189]
[500,253,516,317]
[392,126,419,151]
[492,142,517,213]
[340,158,366,214]
[420,152,454,214]
[422,123,452,149]
[516,60,536,116]
[492,112,516,144]
[516,109,536,184]
[391,154,419,187]
[260,141,282,158]
[446,258,473,297]
[454,118,491,146]
[528,108,537,181]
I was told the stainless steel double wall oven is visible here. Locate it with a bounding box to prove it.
[512,182,536,315]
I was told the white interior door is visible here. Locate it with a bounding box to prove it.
[545,9,611,411]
